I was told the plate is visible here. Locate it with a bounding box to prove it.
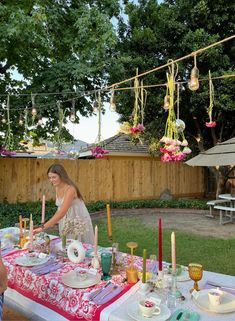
[61,270,101,289]
[193,289,235,313]
[15,254,49,267]
[127,301,171,321]
[176,269,190,282]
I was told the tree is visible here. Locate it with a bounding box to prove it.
[109,0,235,196]
[0,0,120,148]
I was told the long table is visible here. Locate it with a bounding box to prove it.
[2,233,235,321]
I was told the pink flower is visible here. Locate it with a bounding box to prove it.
[165,138,174,144]
[91,146,109,158]
[165,145,176,153]
[172,152,185,161]
[136,123,145,132]
[55,149,67,155]
[182,147,192,154]
[129,126,139,133]
[160,136,167,143]
[161,153,172,162]
[205,121,216,127]
[181,139,188,147]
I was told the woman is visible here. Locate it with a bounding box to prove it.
[34,164,94,244]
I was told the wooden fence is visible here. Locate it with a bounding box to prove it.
[0,157,205,203]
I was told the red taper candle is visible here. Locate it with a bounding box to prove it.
[158,218,162,271]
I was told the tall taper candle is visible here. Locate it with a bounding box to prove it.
[106,204,112,240]
[171,232,176,273]
[158,218,162,271]
[19,215,23,238]
[29,219,34,248]
[41,194,45,224]
[94,225,98,256]
[142,249,147,283]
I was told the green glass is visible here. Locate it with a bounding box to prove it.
[101,252,112,280]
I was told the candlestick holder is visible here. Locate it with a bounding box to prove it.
[110,242,119,275]
[91,254,100,269]
[168,272,183,301]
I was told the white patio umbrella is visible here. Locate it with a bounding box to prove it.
[186,137,235,167]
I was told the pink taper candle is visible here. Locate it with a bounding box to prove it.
[171,232,176,273]
[94,225,98,256]
[41,194,45,224]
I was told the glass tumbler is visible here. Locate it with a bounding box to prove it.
[101,252,112,280]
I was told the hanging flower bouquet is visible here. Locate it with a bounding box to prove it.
[91,145,109,158]
[159,63,191,162]
[205,71,216,128]
[119,73,147,143]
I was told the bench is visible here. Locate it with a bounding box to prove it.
[206,199,228,218]
[214,205,235,225]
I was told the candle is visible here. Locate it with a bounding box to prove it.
[23,218,27,241]
[106,204,112,240]
[19,215,23,238]
[171,232,176,273]
[142,249,147,283]
[94,225,98,256]
[41,194,45,224]
[29,219,34,248]
[158,218,162,271]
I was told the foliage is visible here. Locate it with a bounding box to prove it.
[0,0,120,147]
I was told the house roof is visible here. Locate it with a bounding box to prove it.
[79,133,150,157]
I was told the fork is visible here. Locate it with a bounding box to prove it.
[99,285,118,301]
[207,281,235,291]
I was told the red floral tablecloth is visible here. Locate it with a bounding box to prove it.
[3,245,144,321]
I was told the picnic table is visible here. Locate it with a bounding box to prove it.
[1,228,235,321]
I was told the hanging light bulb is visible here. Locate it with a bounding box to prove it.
[109,89,116,112]
[19,116,24,126]
[93,100,98,113]
[70,112,76,122]
[1,116,6,123]
[37,115,43,126]
[31,107,37,116]
[188,54,199,91]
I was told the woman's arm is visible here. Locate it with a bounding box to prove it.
[34,186,76,233]
[0,257,7,293]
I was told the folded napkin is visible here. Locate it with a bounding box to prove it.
[30,259,64,275]
[1,246,18,257]
[204,281,235,296]
[169,308,200,321]
[89,282,122,305]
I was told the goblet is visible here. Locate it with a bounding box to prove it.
[188,263,203,293]
[126,242,138,284]
[101,252,112,280]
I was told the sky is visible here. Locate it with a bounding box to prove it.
[65,107,120,144]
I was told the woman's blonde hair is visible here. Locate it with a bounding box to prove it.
[47,164,83,199]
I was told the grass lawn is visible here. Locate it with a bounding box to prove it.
[92,216,235,276]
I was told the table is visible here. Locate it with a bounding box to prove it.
[219,194,235,201]
[1,229,235,321]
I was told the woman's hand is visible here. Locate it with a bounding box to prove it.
[33,227,43,235]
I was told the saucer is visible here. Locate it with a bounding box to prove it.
[127,301,171,321]
[193,289,235,313]
[61,270,101,288]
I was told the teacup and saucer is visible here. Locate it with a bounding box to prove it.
[139,299,161,318]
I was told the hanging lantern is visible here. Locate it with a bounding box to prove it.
[37,116,43,126]
[31,107,37,116]
[109,89,116,112]
[188,55,199,91]
[93,100,98,113]
[1,117,6,124]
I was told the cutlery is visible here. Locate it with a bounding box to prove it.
[207,281,235,291]
[90,281,112,300]
[176,311,183,320]
[99,285,118,301]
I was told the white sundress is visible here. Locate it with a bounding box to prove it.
[56,196,95,245]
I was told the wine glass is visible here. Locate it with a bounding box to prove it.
[101,252,112,280]
[188,263,203,293]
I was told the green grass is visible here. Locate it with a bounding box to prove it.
[92,216,235,276]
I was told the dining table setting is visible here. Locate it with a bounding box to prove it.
[1,215,235,321]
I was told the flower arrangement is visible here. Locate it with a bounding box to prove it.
[205,121,216,128]
[91,145,109,158]
[61,217,88,239]
[159,137,191,162]
[119,122,145,141]
[0,147,16,157]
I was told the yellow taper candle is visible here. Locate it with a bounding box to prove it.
[19,215,23,238]
[106,204,112,240]
[142,249,147,283]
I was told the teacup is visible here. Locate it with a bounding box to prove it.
[75,269,88,281]
[169,264,182,276]
[208,289,223,306]
[139,300,161,318]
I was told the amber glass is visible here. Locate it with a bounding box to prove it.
[188,263,203,293]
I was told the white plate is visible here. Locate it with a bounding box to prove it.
[176,269,190,282]
[61,270,101,289]
[127,301,171,321]
[15,254,49,267]
[193,289,235,313]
